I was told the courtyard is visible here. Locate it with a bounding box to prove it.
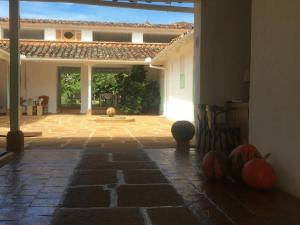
[0,115,176,151]
[1,116,300,225]
[0,135,300,224]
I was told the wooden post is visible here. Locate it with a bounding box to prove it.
[7,0,24,152]
[194,0,201,145]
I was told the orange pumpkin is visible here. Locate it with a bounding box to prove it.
[229,144,262,179]
[242,155,276,189]
[202,151,229,179]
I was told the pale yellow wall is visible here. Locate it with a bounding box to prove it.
[163,41,194,122]
[21,61,58,113]
[0,59,8,112]
[200,0,251,106]
[250,0,300,197]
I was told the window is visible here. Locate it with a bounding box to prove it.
[179,55,185,89]
[64,31,74,39]
[56,30,81,41]
[144,34,178,43]
[3,29,44,39]
[93,32,131,42]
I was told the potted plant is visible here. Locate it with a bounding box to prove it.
[171,121,195,151]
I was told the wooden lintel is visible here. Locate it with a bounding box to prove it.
[23,0,194,13]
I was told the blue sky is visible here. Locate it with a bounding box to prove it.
[0,1,193,24]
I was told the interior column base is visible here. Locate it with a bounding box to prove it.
[6,130,24,152]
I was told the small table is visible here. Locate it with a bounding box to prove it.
[27,106,43,116]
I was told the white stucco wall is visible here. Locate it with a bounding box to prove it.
[250,0,300,198]
[80,64,92,113]
[18,62,159,115]
[159,69,165,114]
[132,32,143,43]
[44,28,56,41]
[200,0,251,106]
[21,61,58,113]
[0,60,8,113]
[163,41,194,122]
[81,30,93,42]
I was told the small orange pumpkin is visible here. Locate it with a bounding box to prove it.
[202,151,229,180]
[242,154,276,189]
[229,144,262,179]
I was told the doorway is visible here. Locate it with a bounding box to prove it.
[91,68,128,114]
[57,67,81,114]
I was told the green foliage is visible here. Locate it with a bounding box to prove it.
[130,65,147,82]
[60,72,81,105]
[143,80,161,112]
[92,72,119,96]
[60,65,161,114]
[118,65,160,114]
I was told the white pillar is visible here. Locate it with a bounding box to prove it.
[44,28,56,41]
[80,64,92,115]
[0,27,3,39]
[81,30,93,42]
[194,1,202,140]
[6,63,10,112]
[132,31,143,43]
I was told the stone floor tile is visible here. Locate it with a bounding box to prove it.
[62,186,110,208]
[0,207,25,221]
[188,197,234,225]
[112,152,151,162]
[123,170,169,184]
[18,216,52,225]
[147,207,202,225]
[80,153,110,164]
[77,161,157,170]
[70,170,117,186]
[118,184,184,207]
[23,207,56,217]
[31,198,62,207]
[52,208,145,225]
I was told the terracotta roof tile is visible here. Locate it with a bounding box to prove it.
[0,18,193,30]
[0,40,166,61]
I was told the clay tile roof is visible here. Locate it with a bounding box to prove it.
[0,18,193,30]
[0,39,167,61]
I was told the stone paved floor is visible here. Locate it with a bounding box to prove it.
[1,115,300,225]
[0,149,82,225]
[146,149,300,225]
[0,115,176,150]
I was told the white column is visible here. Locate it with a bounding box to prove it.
[81,30,93,42]
[132,31,143,43]
[0,27,3,39]
[80,64,92,115]
[193,1,202,139]
[6,63,10,112]
[44,28,56,41]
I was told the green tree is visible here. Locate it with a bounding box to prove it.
[60,72,81,105]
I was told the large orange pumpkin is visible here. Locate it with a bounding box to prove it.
[202,151,229,179]
[242,156,277,189]
[229,144,262,179]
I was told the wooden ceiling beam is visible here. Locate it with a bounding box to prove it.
[23,0,194,13]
